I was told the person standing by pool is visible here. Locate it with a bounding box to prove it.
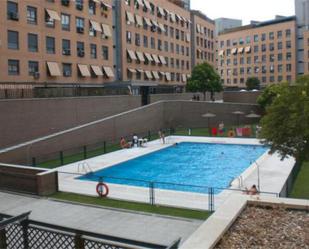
[158,129,165,144]
[218,121,225,135]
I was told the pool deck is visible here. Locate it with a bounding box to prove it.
[0,191,202,246]
[57,136,295,210]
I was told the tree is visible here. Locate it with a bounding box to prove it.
[260,76,309,161]
[186,62,222,101]
[257,83,287,110]
[246,77,260,90]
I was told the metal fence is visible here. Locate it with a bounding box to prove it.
[0,212,174,249]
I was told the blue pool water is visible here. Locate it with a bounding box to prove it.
[79,142,268,193]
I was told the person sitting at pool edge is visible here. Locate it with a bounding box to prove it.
[120,137,131,149]
[245,184,259,195]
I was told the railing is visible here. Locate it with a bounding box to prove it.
[0,212,170,249]
[32,125,259,169]
[58,171,278,212]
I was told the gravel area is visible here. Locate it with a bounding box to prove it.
[215,205,309,249]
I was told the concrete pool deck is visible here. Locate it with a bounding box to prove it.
[57,136,295,210]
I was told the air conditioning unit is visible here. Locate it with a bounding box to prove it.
[8,12,19,21]
[61,0,70,6]
[62,49,71,55]
[33,72,40,79]
[76,27,84,33]
[76,4,83,10]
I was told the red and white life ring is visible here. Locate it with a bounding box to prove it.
[96,182,109,197]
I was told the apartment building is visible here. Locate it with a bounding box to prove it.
[217,16,297,88]
[214,18,242,36]
[0,0,114,87]
[190,10,215,67]
[115,0,192,87]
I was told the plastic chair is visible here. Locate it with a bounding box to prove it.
[211,127,218,136]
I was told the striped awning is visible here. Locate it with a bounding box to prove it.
[77,64,91,77]
[90,20,102,32]
[151,54,160,64]
[144,53,153,62]
[145,70,153,79]
[45,9,60,21]
[127,50,137,60]
[47,62,61,76]
[103,66,114,78]
[136,51,145,62]
[126,11,135,24]
[91,65,103,76]
[158,55,167,65]
[152,71,160,80]
[101,24,112,37]
[135,14,143,27]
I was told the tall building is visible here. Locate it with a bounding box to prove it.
[114,0,192,93]
[215,18,242,36]
[295,0,309,74]
[1,0,115,87]
[190,10,215,67]
[217,16,297,88]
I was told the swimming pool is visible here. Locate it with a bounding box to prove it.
[79,142,268,193]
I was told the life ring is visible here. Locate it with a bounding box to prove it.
[96,182,109,197]
[228,130,236,137]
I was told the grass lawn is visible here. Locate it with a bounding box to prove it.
[51,192,211,220]
[289,161,309,199]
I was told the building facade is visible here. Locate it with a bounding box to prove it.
[214,17,242,36]
[190,10,215,67]
[0,0,115,87]
[115,0,192,88]
[217,16,297,88]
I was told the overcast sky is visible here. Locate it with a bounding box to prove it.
[191,0,295,25]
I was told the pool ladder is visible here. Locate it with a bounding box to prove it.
[77,161,92,174]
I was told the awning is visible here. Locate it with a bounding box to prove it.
[145,71,153,79]
[128,68,137,73]
[152,54,160,64]
[135,14,143,26]
[78,64,91,77]
[143,17,152,27]
[158,6,165,16]
[186,33,190,42]
[165,72,171,81]
[90,20,102,32]
[136,0,144,7]
[219,50,225,56]
[159,71,165,76]
[103,66,114,78]
[158,23,166,32]
[182,74,187,82]
[127,50,137,60]
[91,65,103,76]
[158,55,166,65]
[101,24,112,37]
[126,11,135,24]
[100,1,112,8]
[136,51,145,62]
[170,12,176,22]
[93,0,101,3]
[238,47,244,53]
[137,69,144,73]
[175,14,182,21]
[152,71,160,80]
[151,19,159,27]
[144,52,153,61]
[45,9,61,21]
[231,48,238,54]
[245,46,251,53]
[143,0,151,10]
[46,62,61,76]
[196,24,201,33]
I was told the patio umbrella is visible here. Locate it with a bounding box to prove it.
[232,111,245,126]
[202,112,216,130]
[245,112,261,118]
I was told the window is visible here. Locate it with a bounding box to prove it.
[254,35,258,42]
[170,43,174,53]
[8,59,19,75]
[239,38,244,45]
[28,61,39,76]
[261,44,266,52]
[90,44,97,59]
[269,32,274,40]
[278,53,283,61]
[102,46,108,60]
[227,40,230,47]
[151,37,155,49]
[158,39,162,51]
[247,57,251,64]
[75,0,83,10]
[277,30,282,39]
[261,33,266,41]
[61,0,70,6]
[176,29,179,40]
[176,44,179,54]
[7,30,19,50]
[77,41,84,57]
[286,52,291,61]
[269,54,275,62]
[246,36,251,44]
[254,56,259,63]
[170,27,174,38]
[46,36,55,54]
[62,39,71,55]
[269,43,274,51]
[7,1,18,21]
[143,35,148,47]
[286,29,291,38]
[76,17,84,33]
[62,63,72,77]
[61,14,70,31]
[278,64,283,73]
[126,31,132,43]
[45,11,55,27]
[89,21,96,37]
[220,41,224,48]
[278,42,282,50]
[135,33,140,46]
[28,33,38,52]
[89,0,96,15]
[27,6,37,24]
[164,41,168,52]
[254,45,259,53]
[286,40,291,49]
[262,55,266,63]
